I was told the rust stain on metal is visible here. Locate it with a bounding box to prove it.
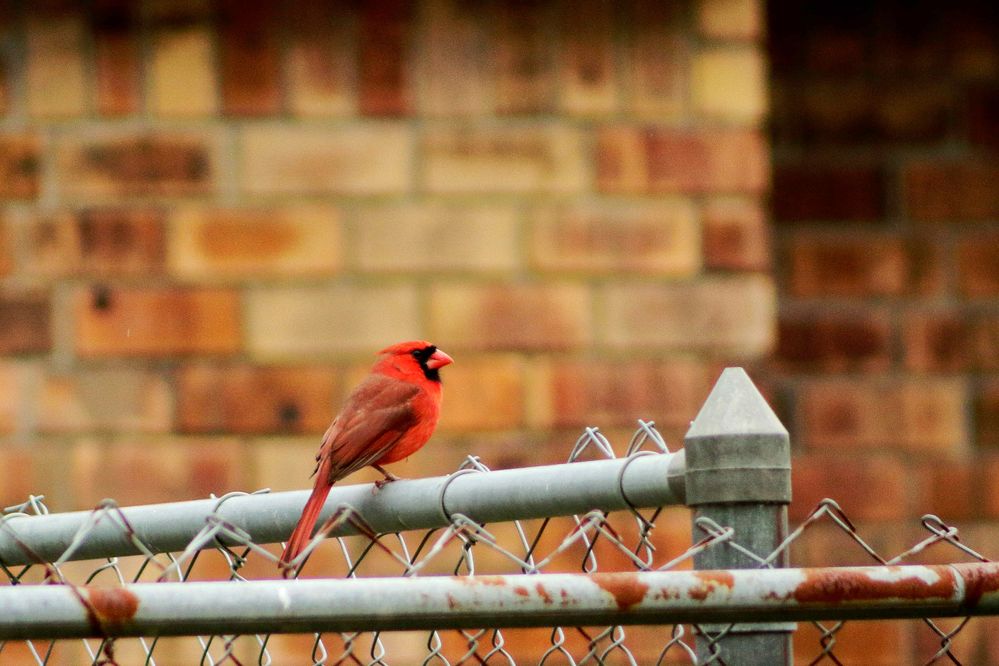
[590,572,648,611]
[85,587,139,633]
[462,575,507,586]
[688,571,734,601]
[446,593,458,609]
[793,566,956,604]
[954,562,999,610]
[513,585,530,597]
[535,582,554,605]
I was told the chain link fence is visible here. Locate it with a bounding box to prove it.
[1,369,996,665]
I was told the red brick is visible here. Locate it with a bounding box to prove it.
[495,2,554,114]
[627,0,686,120]
[92,0,140,115]
[38,368,172,433]
[0,219,10,275]
[218,2,281,115]
[914,459,975,521]
[75,286,240,356]
[903,310,999,373]
[168,205,342,278]
[417,0,491,116]
[285,2,355,116]
[785,233,909,297]
[0,135,40,199]
[530,200,700,276]
[793,619,912,665]
[28,208,165,276]
[0,363,34,434]
[773,163,884,222]
[980,455,999,519]
[177,365,337,434]
[601,276,776,355]
[527,357,711,434]
[57,133,215,198]
[559,0,618,115]
[701,197,770,271]
[790,453,909,522]
[597,127,768,194]
[905,161,999,222]
[0,443,46,508]
[0,291,50,354]
[358,0,412,116]
[978,382,999,448]
[799,379,967,455]
[429,283,591,352]
[777,310,892,373]
[71,437,247,507]
[436,354,525,432]
[957,232,999,297]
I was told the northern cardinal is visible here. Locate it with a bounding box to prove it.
[279,340,453,575]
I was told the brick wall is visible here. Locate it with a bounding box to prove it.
[0,0,771,517]
[769,0,999,553]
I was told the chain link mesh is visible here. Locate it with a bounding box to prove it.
[0,423,991,665]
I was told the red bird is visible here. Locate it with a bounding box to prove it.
[280,340,452,575]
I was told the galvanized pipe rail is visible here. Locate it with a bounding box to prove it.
[2,563,998,640]
[0,450,687,566]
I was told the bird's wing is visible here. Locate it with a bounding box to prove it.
[316,374,421,484]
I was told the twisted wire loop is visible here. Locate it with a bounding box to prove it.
[0,420,992,664]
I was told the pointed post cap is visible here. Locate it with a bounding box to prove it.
[684,368,791,505]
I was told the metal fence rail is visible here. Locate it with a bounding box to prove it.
[1,368,994,665]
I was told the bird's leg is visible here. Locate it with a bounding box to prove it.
[373,464,401,490]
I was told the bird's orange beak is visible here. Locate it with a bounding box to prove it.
[426,348,454,370]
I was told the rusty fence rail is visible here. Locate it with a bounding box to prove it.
[1,368,994,665]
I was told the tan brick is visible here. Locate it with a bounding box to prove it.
[800,379,968,455]
[75,286,241,356]
[692,47,767,122]
[0,135,41,199]
[168,206,342,279]
[697,0,762,40]
[0,291,51,354]
[559,0,618,115]
[38,368,172,433]
[0,442,46,508]
[429,283,591,351]
[627,1,687,120]
[250,436,321,492]
[57,131,216,199]
[26,15,87,117]
[286,2,356,116]
[597,126,768,193]
[71,437,247,507]
[28,208,166,276]
[148,24,218,116]
[247,284,420,359]
[177,364,337,434]
[354,203,520,273]
[526,357,711,432]
[0,363,31,434]
[417,0,492,116]
[600,276,776,355]
[437,354,525,432]
[422,125,586,193]
[241,124,412,195]
[530,200,700,276]
[701,197,770,271]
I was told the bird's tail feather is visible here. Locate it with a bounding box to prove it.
[280,483,332,577]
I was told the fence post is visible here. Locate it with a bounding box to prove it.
[684,367,793,664]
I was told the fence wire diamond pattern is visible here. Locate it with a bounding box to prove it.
[0,422,991,665]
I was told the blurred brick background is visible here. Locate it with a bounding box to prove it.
[0,0,997,660]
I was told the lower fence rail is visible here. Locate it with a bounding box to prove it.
[3,564,999,640]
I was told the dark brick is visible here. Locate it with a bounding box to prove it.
[358,0,411,116]
[968,86,999,152]
[777,311,891,372]
[785,233,908,297]
[906,161,999,222]
[978,382,999,448]
[958,232,999,296]
[0,136,40,199]
[495,1,554,114]
[218,1,281,115]
[773,163,884,222]
[904,311,975,373]
[0,292,51,354]
[92,0,140,115]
